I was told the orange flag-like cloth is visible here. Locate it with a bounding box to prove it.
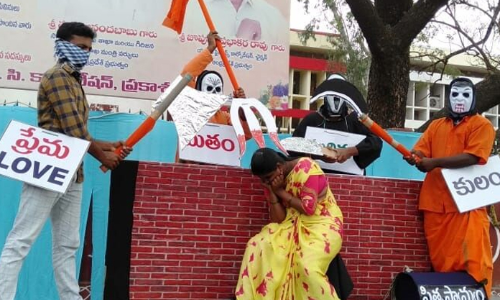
[162,0,190,34]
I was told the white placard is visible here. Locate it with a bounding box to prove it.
[0,120,90,193]
[179,123,240,167]
[442,155,500,213]
[305,127,365,175]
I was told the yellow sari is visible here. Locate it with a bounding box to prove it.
[236,158,343,300]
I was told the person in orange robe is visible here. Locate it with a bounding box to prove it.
[405,77,495,297]
[174,31,251,163]
[180,31,252,139]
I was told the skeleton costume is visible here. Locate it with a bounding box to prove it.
[178,48,251,140]
[193,69,235,126]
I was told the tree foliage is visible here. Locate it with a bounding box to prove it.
[415,0,500,131]
[296,0,500,135]
[298,0,371,97]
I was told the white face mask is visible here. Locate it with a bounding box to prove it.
[200,73,223,94]
[450,86,473,114]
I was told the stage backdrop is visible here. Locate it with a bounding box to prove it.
[0,0,290,108]
[0,106,424,300]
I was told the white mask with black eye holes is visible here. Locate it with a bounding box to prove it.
[200,73,223,94]
[450,86,473,114]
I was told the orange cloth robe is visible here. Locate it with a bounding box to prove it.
[413,114,495,296]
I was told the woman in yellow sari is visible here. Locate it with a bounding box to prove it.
[235,148,343,300]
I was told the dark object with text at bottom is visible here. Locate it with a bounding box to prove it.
[391,272,487,300]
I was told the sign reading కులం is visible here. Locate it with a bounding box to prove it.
[0,120,90,193]
[442,155,500,213]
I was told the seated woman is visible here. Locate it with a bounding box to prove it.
[235,148,343,300]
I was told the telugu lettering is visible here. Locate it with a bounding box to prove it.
[3,69,171,94]
[11,127,39,154]
[81,73,114,90]
[0,51,31,63]
[37,138,70,159]
[0,2,21,12]
[29,72,43,83]
[10,127,70,159]
[0,19,31,29]
[420,285,486,300]
[452,173,500,196]
[188,134,236,152]
[6,69,20,81]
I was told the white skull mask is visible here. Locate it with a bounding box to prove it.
[450,85,473,114]
[200,73,223,94]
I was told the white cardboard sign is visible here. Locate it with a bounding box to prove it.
[442,155,500,213]
[0,120,90,193]
[179,123,240,167]
[305,127,365,175]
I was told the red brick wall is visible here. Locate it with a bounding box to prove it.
[129,162,429,300]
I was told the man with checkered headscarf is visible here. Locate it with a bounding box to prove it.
[0,22,131,300]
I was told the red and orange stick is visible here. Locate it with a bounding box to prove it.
[163,0,240,90]
[358,113,417,161]
[100,74,193,172]
[197,0,239,90]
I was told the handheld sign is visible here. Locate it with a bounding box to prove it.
[442,155,500,213]
[0,120,90,193]
[305,127,365,175]
[179,123,240,167]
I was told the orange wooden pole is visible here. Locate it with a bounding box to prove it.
[359,114,416,160]
[197,0,239,90]
[100,74,193,172]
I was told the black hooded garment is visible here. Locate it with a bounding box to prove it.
[291,78,382,174]
[292,110,382,174]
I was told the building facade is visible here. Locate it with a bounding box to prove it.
[288,29,500,130]
[1,29,497,130]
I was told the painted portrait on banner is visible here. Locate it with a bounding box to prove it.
[0,0,290,107]
[182,0,289,44]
